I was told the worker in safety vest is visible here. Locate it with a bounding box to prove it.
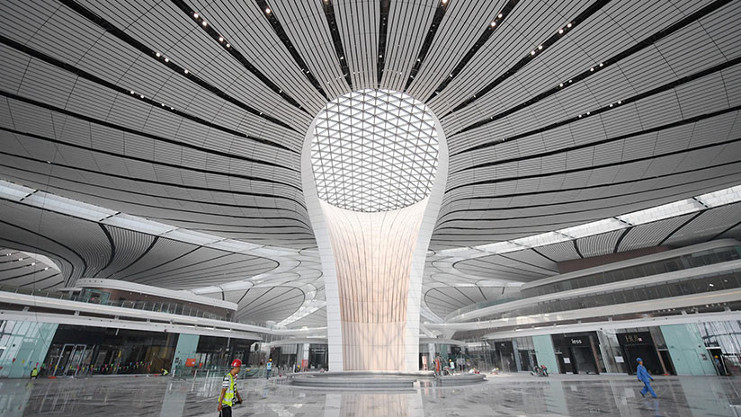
[217,359,243,416]
[30,367,39,379]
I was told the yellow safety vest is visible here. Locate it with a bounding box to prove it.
[222,373,236,406]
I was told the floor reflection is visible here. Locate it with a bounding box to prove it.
[2,374,740,416]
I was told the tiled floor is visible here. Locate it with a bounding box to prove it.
[1,373,740,416]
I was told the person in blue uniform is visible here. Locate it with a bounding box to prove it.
[636,358,657,398]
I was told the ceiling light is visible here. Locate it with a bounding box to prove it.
[156,52,161,57]
[202,21,208,26]
[226,43,230,48]
[498,13,503,18]
[567,22,572,28]
[599,63,604,67]
[491,21,496,27]
[590,67,594,71]
[184,69,189,74]
[558,29,563,34]
[193,12,199,18]
[530,50,535,55]
[44,267,49,271]
[617,199,705,226]
[103,214,176,236]
[164,57,169,62]
[219,36,224,42]
[31,262,35,266]
[559,83,563,87]
[130,90,134,94]
[0,179,35,200]
[140,94,144,98]
[24,192,118,222]
[265,8,271,14]
[617,100,622,104]
[538,45,543,50]
[695,185,741,207]
[586,111,590,115]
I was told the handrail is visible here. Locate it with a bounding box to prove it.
[0,284,265,324]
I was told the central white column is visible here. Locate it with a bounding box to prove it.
[301,89,447,371]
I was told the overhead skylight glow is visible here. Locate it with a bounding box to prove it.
[436,184,741,257]
[311,89,439,212]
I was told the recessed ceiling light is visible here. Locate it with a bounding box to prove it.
[202,21,208,26]
[31,262,35,266]
[265,8,271,14]
[140,94,144,98]
[538,45,543,50]
[578,114,582,118]
[586,112,590,115]
[558,29,563,34]
[559,83,563,87]
[617,100,622,104]
[219,36,224,42]
[498,13,503,18]
[530,50,536,55]
[590,67,594,71]
[193,12,199,18]
[226,43,230,48]
[184,69,189,74]
[164,57,169,62]
[567,22,572,28]
[44,267,49,270]
[599,63,604,67]
[156,52,161,57]
[130,90,135,94]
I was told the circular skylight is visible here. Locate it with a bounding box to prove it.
[311,89,439,213]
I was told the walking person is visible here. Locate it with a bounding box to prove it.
[266,358,273,379]
[217,359,243,417]
[636,358,657,398]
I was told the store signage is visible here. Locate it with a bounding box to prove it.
[571,339,583,345]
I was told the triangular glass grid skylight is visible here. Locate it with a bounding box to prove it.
[311,89,439,212]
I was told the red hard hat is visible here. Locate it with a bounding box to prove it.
[231,359,242,368]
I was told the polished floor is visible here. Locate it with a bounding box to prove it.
[1,373,740,416]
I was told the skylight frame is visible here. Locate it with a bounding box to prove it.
[311,89,439,212]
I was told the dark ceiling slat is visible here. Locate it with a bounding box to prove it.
[451,57,741,158]
[253,0,330,100]
[403,0,450,91]
[426,0,520,101]
[443,0,614,117]
[58,0,301,137]
[169,0,310,115]
[456,105,741,173]
[376,0,390,87]
[320,0,353,90]
[449,0,735,138]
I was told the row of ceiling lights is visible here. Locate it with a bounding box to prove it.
[3,253,49,270]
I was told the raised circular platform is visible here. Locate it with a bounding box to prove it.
[290,371,485,390]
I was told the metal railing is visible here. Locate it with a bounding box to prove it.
[0,284,240,322]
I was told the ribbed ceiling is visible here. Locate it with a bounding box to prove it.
[1,0,740,325]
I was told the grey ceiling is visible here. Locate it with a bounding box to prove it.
[1,0,740,324]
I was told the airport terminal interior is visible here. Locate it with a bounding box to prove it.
[1,0,741,416]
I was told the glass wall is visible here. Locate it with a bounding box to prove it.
[0,320,58,378]
[44,325,177,376]
[699,320,741,376]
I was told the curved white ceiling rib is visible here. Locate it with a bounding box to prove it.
[0,0,740,327]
